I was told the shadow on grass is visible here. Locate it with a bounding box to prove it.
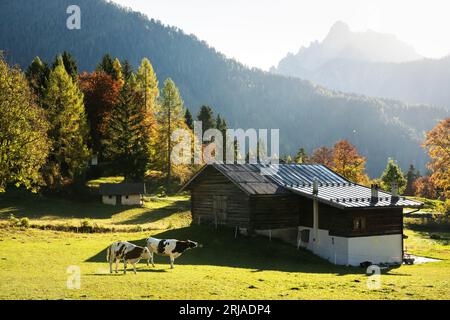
[115,199,190,225]
[85,225,400,275]
[0,194,189,225]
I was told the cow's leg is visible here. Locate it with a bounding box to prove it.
[123,260,127,274]
[133,263,137,274]
[115,258,119,273]
[109,256,113,274]
[151,252,155,267]
[170,255,175,269]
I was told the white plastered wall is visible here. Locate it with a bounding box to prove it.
[102,195,116,205]
[298,226,402,266]
[121,195,142,206]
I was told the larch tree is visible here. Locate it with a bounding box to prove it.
[0,56,50,191]
[53,51,78,81]
[380,158,407,193]
[423,118,450,200]
[157,78,187,186]
[136,58,159,164]
[112,58,125,88]
[102,78,150,182]
[310,146,334,167]
[332,139,368,183]
[43,57,90,186]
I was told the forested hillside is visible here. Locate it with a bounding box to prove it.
[0,0,448,176]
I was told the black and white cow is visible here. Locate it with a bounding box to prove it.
[106,241,151,274]
[146,237,202,269]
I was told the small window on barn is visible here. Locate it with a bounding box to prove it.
[353,216,367,232]
[108,196,112,199]
[126,196,129,199]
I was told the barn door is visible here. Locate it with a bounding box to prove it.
[213,195,227,223]
[116,195,122,205]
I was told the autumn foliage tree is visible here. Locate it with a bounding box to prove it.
[413,176,437,199]
[423,118,450,200]
[332,140,368,184]
[310,146,334,167]
[78,71,121,157]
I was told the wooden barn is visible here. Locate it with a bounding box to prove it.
[181,163,423,266]
[99,183,145,206]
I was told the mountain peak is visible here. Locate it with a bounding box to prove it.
[327,21,350,37]
[274,21,422,73]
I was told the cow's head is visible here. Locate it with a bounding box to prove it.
[187,240,203,249]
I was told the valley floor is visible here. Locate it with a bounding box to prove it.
[0,195,449,300]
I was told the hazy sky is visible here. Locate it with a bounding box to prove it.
[111,0,450,70]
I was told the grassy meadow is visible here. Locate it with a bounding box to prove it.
[0,189,449,300]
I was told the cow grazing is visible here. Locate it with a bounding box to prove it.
[146,237,202,269]
[106,241,151,274]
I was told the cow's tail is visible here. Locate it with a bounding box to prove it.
[106,245,110,262]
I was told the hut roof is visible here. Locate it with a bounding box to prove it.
[99,183,146,196]
[181,164,423,209]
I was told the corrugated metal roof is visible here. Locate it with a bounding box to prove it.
[182,163,423,209]
[213,164,288,195]
[285,185,421,209]
[99,183,146,195]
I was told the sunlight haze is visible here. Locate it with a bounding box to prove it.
[110,0,450,70]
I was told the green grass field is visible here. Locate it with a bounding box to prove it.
[0,193,449,300]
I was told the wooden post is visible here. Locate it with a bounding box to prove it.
[297,228,301,249]
[234,226,238,239]
[197,215,201,225]
[269,229,272,241]
[313,198,319,244]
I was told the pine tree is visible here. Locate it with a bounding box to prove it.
[43,57,90,186]
[96,54,114,76]
[0,55,50,191]
[122,59,133,81]
[294,147,309,164]
[197,105,216,133]
[405,164,420,196]
[216,114,228,162]
[26,56,50,102]
[380,158,407,193]
[103,79,150,181]
[184,108,194,130]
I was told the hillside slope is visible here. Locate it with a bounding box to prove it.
[0,0,448,176]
